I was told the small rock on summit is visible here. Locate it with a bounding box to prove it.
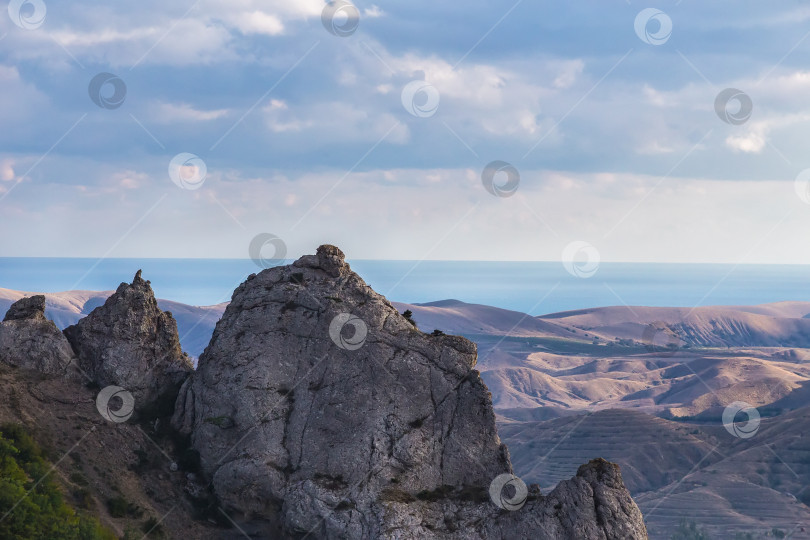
[0,295,78,375]
[4,294,48,322]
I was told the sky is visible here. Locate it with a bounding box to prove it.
[2,1,810,263]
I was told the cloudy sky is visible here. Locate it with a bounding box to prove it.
[2,0,810,263]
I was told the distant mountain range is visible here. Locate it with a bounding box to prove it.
[0,287,227,361]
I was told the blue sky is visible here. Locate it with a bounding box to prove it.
[2,1,810,262]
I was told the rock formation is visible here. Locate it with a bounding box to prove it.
[0,295,78,375]
[173,245,648,539]
[64,271,192,415]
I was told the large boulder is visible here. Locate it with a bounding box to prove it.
[64,271,192,415]
[173,245,648,538]
[0,295,78,375]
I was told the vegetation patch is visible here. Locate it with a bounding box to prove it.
[106,495,143,519]
[0,423,116,539]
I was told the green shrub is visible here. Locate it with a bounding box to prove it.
[402,310,417,328]
[0,423,115,540]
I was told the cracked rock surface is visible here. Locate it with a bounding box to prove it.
[172,245,648,539]
[64,271,192,414]
[0,295,78,376]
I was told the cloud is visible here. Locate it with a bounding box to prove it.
[726,132,766,153]
[113,171,149,190]
[364,6,384,18]
[0,160,16,182]
[152,102,231,123]
[3,0,810,263]
[226,11,285,36]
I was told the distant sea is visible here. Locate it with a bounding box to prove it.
[1,258,810,316]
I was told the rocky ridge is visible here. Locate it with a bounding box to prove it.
[64,270,192,414]
[172,245,648,539]
[0,247,648,539]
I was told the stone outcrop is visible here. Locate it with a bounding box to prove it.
[64,271,192,415]
[0,295,78,375]
[172,245,648,539]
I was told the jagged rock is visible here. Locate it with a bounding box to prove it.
[4,295,48,322]
[0,295,78,375]
[173,246,648,539]
[64,271,192,414]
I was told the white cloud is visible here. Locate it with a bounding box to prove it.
[226,11,285,36]
[364,6,384,18]
[0,160,16,182]
[552,59,584,89]
[726,132,766,153]
[113,171,148,190]
[3,0,327,67]
[152,102,230,123]
[48,27,159,48]
[263,99,410,143]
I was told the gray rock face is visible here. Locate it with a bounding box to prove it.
[65,271,192,414]
[0,295,78,375]
[173,246,648,538]
[4,295,48,322]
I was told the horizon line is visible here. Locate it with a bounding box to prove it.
[1,256,810,267]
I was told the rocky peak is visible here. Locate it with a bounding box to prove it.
[0,296,78,375]
[3,294,47,322]
[64,271,192,416]
[292,243,350,277]
[172,246,648,538]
